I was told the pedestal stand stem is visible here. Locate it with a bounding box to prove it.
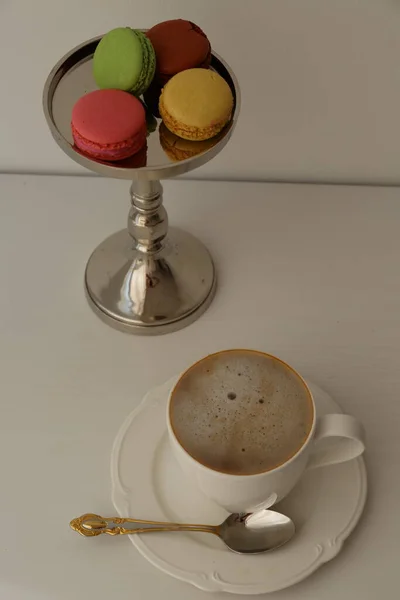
[84,179,216,334]
[128,181,168,254]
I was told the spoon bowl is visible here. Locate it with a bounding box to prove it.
[220,511,295,554]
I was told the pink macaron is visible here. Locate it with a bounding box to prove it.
[71,89,146,161]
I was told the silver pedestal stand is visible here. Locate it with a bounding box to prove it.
[43,35,240,335]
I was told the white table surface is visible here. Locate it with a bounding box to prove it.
[0,174,398,599]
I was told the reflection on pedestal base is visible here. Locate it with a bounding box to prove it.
[85,227,216,335]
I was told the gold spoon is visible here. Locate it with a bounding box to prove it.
[70,511,295,554]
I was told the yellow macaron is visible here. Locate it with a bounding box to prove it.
[159,68,233,141]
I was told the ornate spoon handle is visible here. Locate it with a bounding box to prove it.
[70,513,219,537]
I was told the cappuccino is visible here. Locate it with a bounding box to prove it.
[169,350,313,475]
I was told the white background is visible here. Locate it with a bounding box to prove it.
[2,0,400,183]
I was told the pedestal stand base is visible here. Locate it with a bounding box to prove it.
[84,227,216,335]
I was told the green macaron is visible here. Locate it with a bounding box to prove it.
[93,28,155,96]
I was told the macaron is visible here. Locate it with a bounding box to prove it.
[71,89,147,161]
[159,123,222,162]
[146,19,211,84]
[159,69,234,141]
[93,27,155,96]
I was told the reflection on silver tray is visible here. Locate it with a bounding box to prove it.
[43,34,240,181]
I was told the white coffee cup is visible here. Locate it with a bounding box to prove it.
[167,350,365,513]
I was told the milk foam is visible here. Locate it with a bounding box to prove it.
[170,350,313,475]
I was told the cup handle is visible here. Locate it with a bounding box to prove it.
[307,414,365,470]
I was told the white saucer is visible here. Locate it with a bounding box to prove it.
[111,377,367,595]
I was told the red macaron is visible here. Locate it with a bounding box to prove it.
[71,89,146,162]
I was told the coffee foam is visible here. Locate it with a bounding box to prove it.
[170,350,313,475]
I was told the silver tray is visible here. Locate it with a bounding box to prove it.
[42,34,240,335]
[43,35,239,181]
